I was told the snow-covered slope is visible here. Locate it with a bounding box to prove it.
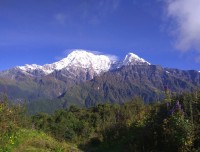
[48,50,115,74]
[16,49,150,76]
[122,53,150,66]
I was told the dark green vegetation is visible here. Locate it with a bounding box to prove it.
[0,67,96,101]
[0,70,69,100]
[0,96,81,152]
[1,65,200,109]
[1,90,200,152]
[62,65,200,107]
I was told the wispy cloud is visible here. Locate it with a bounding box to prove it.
[106,54,119,61]
[86,50,119,61]
[55,49,118,61]
[166,0,200,52]
[79,0,120,25]
[53,0,120,26]
[91,50,119,61]
[54,13,68,25]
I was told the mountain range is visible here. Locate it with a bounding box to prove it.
[0,50,149,100]
[0,49,200,110]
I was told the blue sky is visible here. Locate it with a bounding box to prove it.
[0,0,200,71]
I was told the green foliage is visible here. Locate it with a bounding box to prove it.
[0,96,29,151]
[2,91,200,151]
[27,98,64,115]
[162,112,194,151]
[0,96,82,152]
[61,65,200,107]
[65,93,200,151]
[12,129,81,152]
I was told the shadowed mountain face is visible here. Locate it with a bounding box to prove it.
[0,50,200,108]
[0,66,98,100]
[0,50,150,101]
[61,65,200,107]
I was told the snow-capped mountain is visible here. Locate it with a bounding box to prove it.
[16,49,150,77]
[122,53,150,66]
[0,49,150,100]
[1,49,200,106]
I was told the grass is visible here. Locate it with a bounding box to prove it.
[0,129,82,152]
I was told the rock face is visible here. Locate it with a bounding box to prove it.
[0,50,150,100]
[2,49,200,106]
[61,65,200,107]
[122,53,150,66]
[13,50,150,77]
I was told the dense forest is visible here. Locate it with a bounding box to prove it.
[0,90,200,151]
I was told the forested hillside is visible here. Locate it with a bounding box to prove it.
[0,96,81,152]
[62,65,200,107]
[1,63,200,107]
[1,90,200,152]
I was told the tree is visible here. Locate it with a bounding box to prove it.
[162,102,194,152]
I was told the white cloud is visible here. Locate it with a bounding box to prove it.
[166,0,200,52]
[88,50,119,61]
[60,49,118,61]
[106,54,119,61]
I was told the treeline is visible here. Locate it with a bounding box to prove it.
[32,91,200,152]
[1,91,200,151]
[0,96,81,151]
[0,96,29,151]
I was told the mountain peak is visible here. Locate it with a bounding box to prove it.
[16,49,115,76]
[126,53,141,59]
[14,50,150,76]
[123,52,150,66]
[67,49,93,55]
[59,49,113,74]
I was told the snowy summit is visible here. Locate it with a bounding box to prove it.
[16,49,150,76]
[123,53,150,66]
